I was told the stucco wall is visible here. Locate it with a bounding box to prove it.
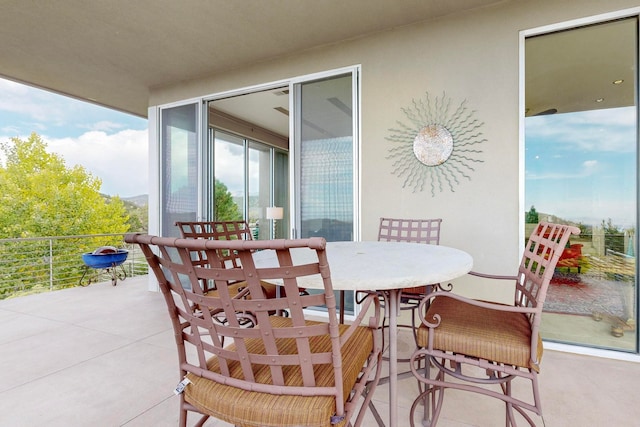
[149,0,640,301]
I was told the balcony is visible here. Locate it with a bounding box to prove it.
[0,234,148,299]
[1,275,638,426]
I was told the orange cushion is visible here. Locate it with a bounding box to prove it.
[184,317,373,427]
[204,280,279,299]
[417,296,543,372]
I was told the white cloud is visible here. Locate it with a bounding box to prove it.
[213,141,262,196]
[535,197,637,229]
[526,159,599,180]
[0,77,148,197]
[46,129,148,197]
[0,79,72,125]
[82,120,126,132]
[526,107,636,153]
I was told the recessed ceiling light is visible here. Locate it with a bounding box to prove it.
[613,79,624,85]
[595,98,604,103]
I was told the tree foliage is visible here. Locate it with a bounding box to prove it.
[214,179,242,221]
[120,198,147,233]
[0,133,130,238]
[525,205,539,223]
[601,218,624,254]
[0,133,131,297]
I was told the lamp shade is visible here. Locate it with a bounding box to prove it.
[266,206,284,220]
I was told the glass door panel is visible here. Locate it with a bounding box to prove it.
[294,71,357,315]
[214,131,245,222]
[525,17,638,351]
[274,150,289,239]
[160,103,198,237]
[296,73,355,242]
[248,141,271,239]
[208,90,289,239]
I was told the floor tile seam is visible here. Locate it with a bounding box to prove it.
[70,320,174,342]
[23,314,173,343]
[3,320,153,349]
[0,304,88,325]
[119,393,175,426]
[0,305,59,316]
[58,322,175,351]
[135,327,175,347]
[0,314,71,347]
[0,339,141,394]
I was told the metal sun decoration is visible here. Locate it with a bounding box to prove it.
[386,92,485,196]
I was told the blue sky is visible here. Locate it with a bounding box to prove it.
[0,78,148,197]
[525,106,636,228]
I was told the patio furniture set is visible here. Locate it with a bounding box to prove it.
[125,219,578,427]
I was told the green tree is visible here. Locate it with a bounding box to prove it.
[525,205,539,223]
[0,133,129,237]
[214,179,242,221]
[0,133,131,296]
[601,218,624,254]
[120,198,148,232]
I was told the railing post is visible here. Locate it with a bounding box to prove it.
[131,244,135,276]
[49,239,54,291]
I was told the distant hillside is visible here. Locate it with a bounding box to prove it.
[121,194,148,207]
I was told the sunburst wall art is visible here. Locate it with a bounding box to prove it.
[386,92,485,196]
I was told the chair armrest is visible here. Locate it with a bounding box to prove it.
[437,271,517,295]
[339,291,380,345]
[418,290,536,328]
[468,271,518,281]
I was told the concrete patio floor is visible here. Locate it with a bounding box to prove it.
[1,277,639,426]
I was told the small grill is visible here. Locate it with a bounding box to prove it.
[80,246,128,286]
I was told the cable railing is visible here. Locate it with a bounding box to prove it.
[0,233,148,300]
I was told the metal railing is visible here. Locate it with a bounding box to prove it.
[0,233,148,299]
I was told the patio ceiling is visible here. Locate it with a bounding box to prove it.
[0,0,503,118]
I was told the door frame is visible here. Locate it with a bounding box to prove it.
[519,7,640,361]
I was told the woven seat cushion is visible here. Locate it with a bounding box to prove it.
[185,316,373,427]
[417,296,543,372]
[401,285,428,296]
[203,281,245,299]
[204,280,279,299]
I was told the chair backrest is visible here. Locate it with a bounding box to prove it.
[516,221,580,316]
[378,217,442,244]
[176,220,252,269]
[177,220,253,241]
[125,233,354,410]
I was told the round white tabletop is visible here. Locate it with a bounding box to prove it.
[254,240,473,292]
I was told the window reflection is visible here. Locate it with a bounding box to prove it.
[525,17,637,351]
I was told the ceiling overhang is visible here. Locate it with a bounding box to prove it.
[0,0,504,117]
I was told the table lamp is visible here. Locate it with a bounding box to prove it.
[266,206,284,238]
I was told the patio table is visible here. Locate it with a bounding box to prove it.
[253,240,473,427]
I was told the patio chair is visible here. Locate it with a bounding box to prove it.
[409,221,580,426]
[176,220,284,326]
[125,233,382,427]
[176,220,279,296]
[377,217,443,342]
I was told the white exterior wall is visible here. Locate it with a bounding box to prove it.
[147,0,640,305]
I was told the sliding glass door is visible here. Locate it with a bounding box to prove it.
[213,131,245,221]
[524,16,638,352]
[293,69,359,315]
[159,102,199,237]
[293,72,358,242]
[210,128,288,239]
